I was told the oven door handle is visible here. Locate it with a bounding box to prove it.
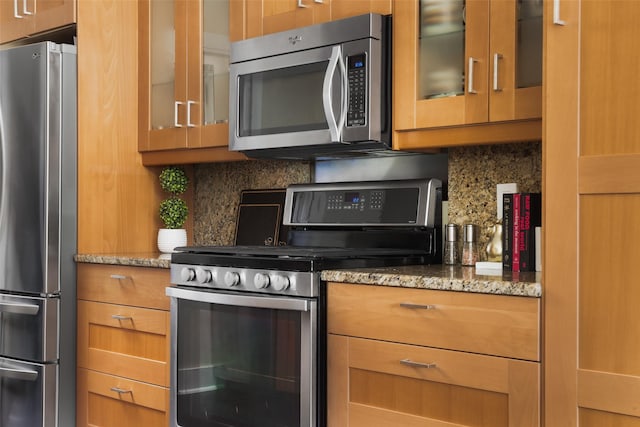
[166,286,312,312]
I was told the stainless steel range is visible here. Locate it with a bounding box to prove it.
[166,178,442,427]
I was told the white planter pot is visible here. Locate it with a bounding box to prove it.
[157,228,187,253]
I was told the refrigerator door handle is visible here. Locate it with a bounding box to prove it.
[0,301,40,315]
[0,365,38,381]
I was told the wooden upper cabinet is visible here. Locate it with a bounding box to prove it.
[394,0,542,149]
[138,0,248,162]
[246,0,390,38]
[0,0,75,44]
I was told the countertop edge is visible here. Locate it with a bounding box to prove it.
[74,254,171,269]
[321,268,542,298]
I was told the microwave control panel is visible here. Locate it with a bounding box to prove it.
[346,53,367,127]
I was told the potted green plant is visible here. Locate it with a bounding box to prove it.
[157,166,189,253]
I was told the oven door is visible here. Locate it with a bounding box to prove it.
[166,286,317,427]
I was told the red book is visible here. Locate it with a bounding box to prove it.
[512,193,521,272]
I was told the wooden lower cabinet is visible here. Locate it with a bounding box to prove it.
[327,282,541,427]
[77,263,171,427]
[328,335,540,427]
[77,369,169,426]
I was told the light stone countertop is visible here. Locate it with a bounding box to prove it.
[75,254,541,298]
[75,253,171,269]
[321,264,541,297]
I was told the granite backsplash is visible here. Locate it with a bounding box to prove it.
[193,142,542,255]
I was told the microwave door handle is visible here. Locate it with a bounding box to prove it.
[337,52,348,140]
[322,46,342,141]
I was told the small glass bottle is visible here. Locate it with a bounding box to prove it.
[443,223,459,265]
[461,224,479,266]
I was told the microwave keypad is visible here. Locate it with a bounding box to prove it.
[347,54,366,127]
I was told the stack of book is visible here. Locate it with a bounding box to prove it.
[502,192,541,272]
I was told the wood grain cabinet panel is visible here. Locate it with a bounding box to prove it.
[77,263,170,311]
[77,368,169,427]
[328,335,540,427]
[327,282,540,361]
[0,0,75,44]
[77,300,170,386]
[393,0,542,150]
[77,264,171,427]
[327,282,541,427]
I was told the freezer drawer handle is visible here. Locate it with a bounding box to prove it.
[0,301,39,315]
[110,387,132,395]
[0,365,38,381]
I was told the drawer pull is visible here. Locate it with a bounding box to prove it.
[111,314,132,321]
[400,302,436,310]
[110,387,132,395]
[110,274,128,280]
[400,359,437,369]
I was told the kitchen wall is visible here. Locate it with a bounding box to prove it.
[193,141,542,254]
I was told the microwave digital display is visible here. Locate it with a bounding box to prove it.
[347,53,367,127]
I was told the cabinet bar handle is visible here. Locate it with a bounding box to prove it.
[467,57,478,94]
[314,0,323,3]
[493,53,503,92]
[14,0,23,18]
[110,387,132,394]
[400,302,436,310]
[400,359,437,369]
[174,101,184,127]
[111,314,132,321]
[22,0,33,15]
[553,0,566,25]
[110,274,127,280]
[297,0,309,8]
[187,100,196,128]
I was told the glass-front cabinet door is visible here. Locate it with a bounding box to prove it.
[139,0,237,152]
[489,0,542,121]
[394,0,542,133]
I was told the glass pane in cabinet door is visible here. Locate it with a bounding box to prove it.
[516,0,542,88]
[203,0,231,125]
[151,0,176,130]
[419,0,466,99]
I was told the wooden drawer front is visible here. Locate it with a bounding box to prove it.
[78,300,170,386]
[328,335,540,427]
[77,368,169,427]
[77,263,170,310]
[327,283,540,361]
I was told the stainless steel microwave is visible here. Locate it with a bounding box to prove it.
[229,13,391,159]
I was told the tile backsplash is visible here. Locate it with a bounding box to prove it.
[193,160,311,245]
[193,142,542,254]
[447,142,542,256]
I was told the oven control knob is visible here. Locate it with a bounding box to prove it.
[272,275,290,291]
[195,268,213,284]
[254,273,270,289]
[180,267,196,282]
[224,271,241,287]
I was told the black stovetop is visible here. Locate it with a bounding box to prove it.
[171,245,435,272]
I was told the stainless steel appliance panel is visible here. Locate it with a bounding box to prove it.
[167,287,317,427]
[0,356,57,427]
[0,42,77,427]
[0,43,52,295]
[0,294,58,362]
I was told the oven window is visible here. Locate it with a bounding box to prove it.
[176,299,302,427]
[238,62,328,137]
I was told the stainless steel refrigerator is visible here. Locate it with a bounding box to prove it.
[0,42,76,427]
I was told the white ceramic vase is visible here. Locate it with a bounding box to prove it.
[157,228,187,253]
